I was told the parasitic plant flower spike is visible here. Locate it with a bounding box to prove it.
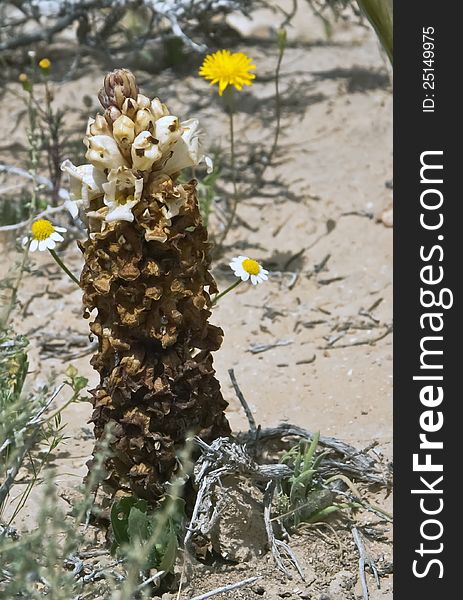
[199,50,256,96]
[62,69,230,502]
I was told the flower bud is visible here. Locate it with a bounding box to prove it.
[85,135,127,170]
[104,105,122,126]
[39,58,51,72]
[113,115,135,150]
[131,131,162,171]
[19,73,32,92]
[87,114,112,137]
[137,94,151,110]
[134,108,156,135]
[151,97,169,120]
[155,116,181,152]
[98,68,139,110]
[121,97,138,120]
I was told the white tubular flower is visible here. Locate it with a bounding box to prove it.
[112,115,135,150]
[151,97,169,120]
[85,135,128,170]
[61,159,106,217]
[229,256,269,285]
[160,184,187,220]
[23,219,66,252]
[134,108,156,136]
[102,166,144,222]
[155,115,181,152]
[131,131,162,171]
[86,114,111,137]
[163,119,213,176]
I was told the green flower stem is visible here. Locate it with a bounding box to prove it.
[1,245,30,331]
[211,279,242,306]
[48,249,80,286]
[217,87,239,247]
[266,28,286,169]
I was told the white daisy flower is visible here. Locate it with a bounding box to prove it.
[23,219,66,252]
[229,256,269,285]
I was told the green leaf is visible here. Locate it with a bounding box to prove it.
[303,432,320,471]
[110,497,148,545]
[73,375,88,393]
[127,506,151,543]
[158,520,179,573]
[306,505,341,523]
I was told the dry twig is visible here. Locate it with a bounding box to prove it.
[352,526,380,600]
[228,368,256,433]
[240,423,391,486]
[184,437,305,577]
[190,576,261,600]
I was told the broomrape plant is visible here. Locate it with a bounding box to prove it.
[61,69,232,503]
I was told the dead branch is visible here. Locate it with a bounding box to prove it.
[321,325,393,350]
[248,339,293,354]
[190,576,261,600]
[263,480,304,579]
[228,368,256,433]
[352,526,380,600]
[0,0,258,54]
[185,437,304,577]
[239,423,392,486]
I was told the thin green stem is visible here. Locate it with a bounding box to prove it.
[26,89,39,216]
[266,34,285,169]
[211,279,242,306]
[48,249,80,286]
[1,246,30,331]
[217,88,239,247]
[257,29,287,183]
[1,86,41,330]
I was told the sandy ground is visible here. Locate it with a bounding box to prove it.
[1,2,392,598]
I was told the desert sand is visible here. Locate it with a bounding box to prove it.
[0,3,392,597]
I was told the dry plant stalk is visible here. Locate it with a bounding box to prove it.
[63,69,230,502]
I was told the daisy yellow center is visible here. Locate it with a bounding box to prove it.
[242,258,260,276]
[199,50,256,96]
[31,219,54,241]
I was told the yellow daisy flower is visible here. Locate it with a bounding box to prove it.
[38,58,51,70]
[199,50,256,96]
